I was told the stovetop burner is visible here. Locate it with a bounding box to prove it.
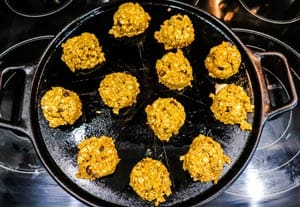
[223,29,300,199]
[0,0,299,206]
[238,0,300,24]
[4,0,74,18]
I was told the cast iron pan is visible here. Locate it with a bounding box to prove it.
[0,0,297,206]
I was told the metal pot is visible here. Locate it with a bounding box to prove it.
[0,0,297,206]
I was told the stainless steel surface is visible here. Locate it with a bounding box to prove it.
[0,0,299,206]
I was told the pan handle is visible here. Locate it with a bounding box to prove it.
[254,51,298,119]
[0,65,35,138]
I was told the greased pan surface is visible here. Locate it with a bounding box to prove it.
[30,0,263,206]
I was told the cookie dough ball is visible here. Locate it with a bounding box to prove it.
[180,134,231,184]
[76,136,120,180]
[209,84,254,130]
[99,72,140,114]
[154,14,195,50]
[41,87,82,128]
[109,2,151,38]
[145,97,186,141]
[61,32,106,72]
[204,41,241,79]
[129,158,172,206]
[156,49,193,90]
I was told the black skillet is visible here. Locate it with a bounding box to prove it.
[0,0,297,206]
